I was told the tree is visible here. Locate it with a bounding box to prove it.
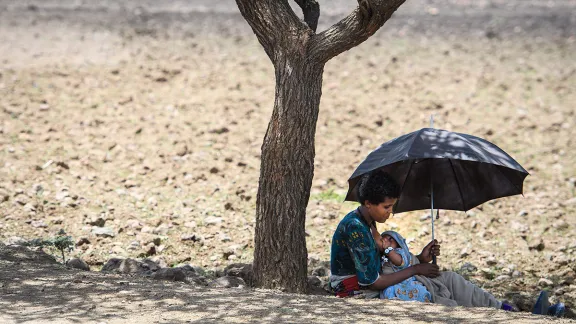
[235,0,407,293]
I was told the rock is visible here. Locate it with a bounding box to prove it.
[175,144,188,157]
[308,276,322,287]
[460,246,470,258]
[459,262,477,273]
[91,227,115,237]
[529,240,545,252]
[538,278,554,287]
[76,237,91,247]
[152,224,169,235]
[179,264,197,274]
[55,190,69,201]
[209,276,246,288]
[181,233,202,242]
[494,275,510,281]
[151,268,186,282]
[510,221,529,233]
[146,257,166,269]
[145,243,156,255]
[23,203,37,213]
[204,216,222,225]
[66,258,90,271]
[110,246,127,256]
[517,210,528,217]
[312,266,329,277]
[87,217,106,227]
[102,258,159,274]
[512,270,523,278]
[420,214,431,221]
[224,263,253,286]
[31,220,47,228]
[486,256,497,266]
[5,236,26,246]
[553,220,569,230]
[101,258,124,272]
[127,241,140,250]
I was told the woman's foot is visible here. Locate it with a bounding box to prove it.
[548,303,566,318]
[532,290,550,315]
[501,301,518,312]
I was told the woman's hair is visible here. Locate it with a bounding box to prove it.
[357,171,400,205]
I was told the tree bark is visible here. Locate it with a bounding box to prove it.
[254,56,324,293]
[235,0,406,293]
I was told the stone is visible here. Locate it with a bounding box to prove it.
[510,221,529,233]
[538,278,554,287]
[110,246,127,256]
[209,276,246,288]
[91,227,115,238]
[529,240,545,252]
[181,233,201,242]
[87,217,106,227]
[31,220,47,228]
[312,266,329,277]
[5,236,26,246]
[76,237,91,247]
[66,258,90,271]
[204,216,222,225]
[486,256,497,266]
[127,241,140,250]
[517,210,528,217]
[101,258,124,272]
[512,270,523,278]
[151,268,186,282]
[224,263,253,286]
[459,262,478,273]
[308,276,322,287]
[494,275,510,281]
[23,203,36,213]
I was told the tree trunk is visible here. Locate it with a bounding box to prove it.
[253,55,324,293]
[235,0,407,293]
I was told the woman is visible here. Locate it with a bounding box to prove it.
[329,170,518,310]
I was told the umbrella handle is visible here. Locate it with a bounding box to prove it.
[433,255,437,265]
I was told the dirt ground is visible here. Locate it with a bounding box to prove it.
[0,0,575,322]
[1,242,574,323]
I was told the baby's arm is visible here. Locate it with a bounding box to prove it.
[385,249,404,267]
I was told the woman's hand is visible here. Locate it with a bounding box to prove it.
[414,263,440,278]
[417,239,440,264]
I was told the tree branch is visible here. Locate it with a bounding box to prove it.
[235,0,312,61]
[294,0,320,32]
[309,0,407,63]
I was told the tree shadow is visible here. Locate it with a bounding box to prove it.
[0,246,559,324]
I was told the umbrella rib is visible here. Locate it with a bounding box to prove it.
[395,159,415,212]
[448,159,467,211]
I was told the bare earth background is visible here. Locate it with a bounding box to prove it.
[0,0,575,322]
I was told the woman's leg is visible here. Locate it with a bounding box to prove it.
[436,271,501,308]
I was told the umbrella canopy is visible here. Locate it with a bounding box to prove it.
[345,128,529,213]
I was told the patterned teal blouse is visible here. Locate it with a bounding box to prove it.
[330,210,380,286]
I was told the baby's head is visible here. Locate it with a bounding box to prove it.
[381,234,399,249]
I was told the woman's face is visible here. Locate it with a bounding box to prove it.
[367,197,397,223]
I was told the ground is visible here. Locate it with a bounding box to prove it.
[0,0,575,322]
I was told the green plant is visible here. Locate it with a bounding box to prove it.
[25,229,74,263]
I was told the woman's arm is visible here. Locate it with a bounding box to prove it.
[368,263,440,290]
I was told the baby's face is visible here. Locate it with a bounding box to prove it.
[382,235,399,248]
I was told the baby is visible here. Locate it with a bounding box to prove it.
[377,231,432,303]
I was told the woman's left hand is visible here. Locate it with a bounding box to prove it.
[418,239,441,263]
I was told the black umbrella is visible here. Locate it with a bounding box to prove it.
[346,125,529,263]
